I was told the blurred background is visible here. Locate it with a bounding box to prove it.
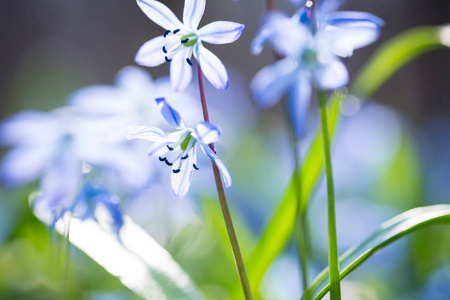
[1,0,450,299]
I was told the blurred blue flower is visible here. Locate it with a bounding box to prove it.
[127,98,231,197]
[0,107,149,230]
[135,0,245,91]
[250,0,383,138]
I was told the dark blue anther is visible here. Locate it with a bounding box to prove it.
[172,169,181,173]
[159,156,166,161]
[193,164,199,170]
[186,58,193,66]
[165,56,172,62]
[163,30,171,38]
[181,38,189,44]
[167,145,174,151]
[181,154,188,159]
[162,46,167,53]
[164,159,173,166]
[173,29,181,34]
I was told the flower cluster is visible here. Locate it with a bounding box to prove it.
[251,0,383,138]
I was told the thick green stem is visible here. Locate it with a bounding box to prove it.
[197,64,253,300]
[318,90,341,300]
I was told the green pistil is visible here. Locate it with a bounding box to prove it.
[181,33,198,47]
[180,132,193,150]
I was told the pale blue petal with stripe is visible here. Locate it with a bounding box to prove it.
[136,0,184,30]
[196,44,228,90]
[192,121,221,144]
[183,0,205,30]
[170,47,193,92]
[135,36,169,67]
[198,21,245,45]
[200,144,232,187]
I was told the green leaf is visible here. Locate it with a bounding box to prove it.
[240,24,450,298]
[352,24,450,98]
[38,215,207,300]
[304,205,450,300]
[230,94,342,299]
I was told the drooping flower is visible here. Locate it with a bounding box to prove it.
[250,0,383,138]
[0,107,149,229]
[135,0,245,91]
[127,97,231,197]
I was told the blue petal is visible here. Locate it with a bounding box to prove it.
[170,47,193,91]
[326,11,384,27]
[183,0,205,30]
[196,44,228,90]
[288,73,311,139]
[136,0,184,30]
[200,144,232,187]
[192,121,221,144]
[314,54,348,90]
[115,66,153,91]
[198,21,245,45]
[155,98,186,128]
[250,58,298,108]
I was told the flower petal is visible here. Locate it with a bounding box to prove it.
[200,144,231,187]
[171,148,196,197]
[196,44,228,90]
[0,146,55,186]
[170,47,193,91]
[192,121,221,144]
[288,73,311,139]
[135,36,168,67]
[326,11,384,27]
[155,98,185,129]
[314,54,348,90]
[136,0,184,30]
[126,126,170,142]
[198,21,245,45]
[183,0,205,30]
[250,58,297,108]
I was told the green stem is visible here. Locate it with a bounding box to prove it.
[293,148,309,292]
[63,215,72,300]
[286,116,310,293]
[318,90,341,300]
[197,64,253,300]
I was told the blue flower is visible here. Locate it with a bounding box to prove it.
[135,0,245,91]
[250,0,383,138]
[127,98,231,197]
[0,107,149,229]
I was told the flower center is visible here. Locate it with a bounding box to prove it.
[180,33,198,47]
[180,132,194,150]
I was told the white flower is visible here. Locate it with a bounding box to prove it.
[127,98,231,197]
[135,0,245,91]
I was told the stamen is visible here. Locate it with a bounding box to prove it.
[172,169,181,173]
[163,30,171,38]
[181,154,188,159]
[181,38,189,44]
[159,157,166,161]
[186,58,193,66]
[162,46,167,53]
[173,29,181,34]
[193,164,199,170]
[164,159,173,166]
[165,56,172,62]
[167,145,174,151]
